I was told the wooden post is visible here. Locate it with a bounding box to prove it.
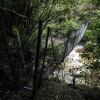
[50,30,56,61]
[73,76,76,86]
[38,27,50,89]
[12,26,27,81]
[72,30,77,50]
[63,31,70,60]
[32,20,42,99]
[16,29,27,80]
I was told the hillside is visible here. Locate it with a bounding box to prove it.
[34,79,100,100]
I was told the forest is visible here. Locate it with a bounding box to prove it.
[0,0,100,100]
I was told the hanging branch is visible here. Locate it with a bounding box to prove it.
[23,2,55,46]
[0,7,27,18]
[37,0,48,20]
[0,6,37,22]
[23,0,57,46]
[42,12,57,30]
[23,5,47,45]
[23,25,39,46]
[23,12,56,46]
[42,0,55,23]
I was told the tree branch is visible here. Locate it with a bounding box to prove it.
[37,0,48,20]
[0,7,27,19]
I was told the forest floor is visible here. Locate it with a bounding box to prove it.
[34,79,100,100]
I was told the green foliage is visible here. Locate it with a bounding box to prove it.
[65,19,82,30]
[84,42,96,52]
[91,0,100,6]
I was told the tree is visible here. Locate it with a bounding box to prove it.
[80,0,100,85]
